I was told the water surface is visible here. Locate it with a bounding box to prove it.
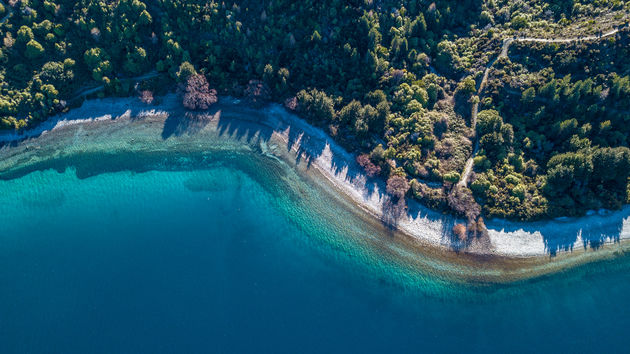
[1,112,629,353]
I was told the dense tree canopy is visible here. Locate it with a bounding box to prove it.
[0,0,628,221]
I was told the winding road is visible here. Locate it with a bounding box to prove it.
[456,24,627,188]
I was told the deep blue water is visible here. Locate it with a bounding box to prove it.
[1,133,630,353]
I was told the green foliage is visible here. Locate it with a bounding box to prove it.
[123,47,149,75]
[17,26,34,43]
[176,61,197,82]
[477,110,513,163]
[0,0,625,220]
[443,171,461,183]
[456,76,477,96]
[543,147,630,214]
[25,40,45,59]
[296,89,334,123]
[39,61,75,94]
[521,87,536,104]
[435,40,460,74]
[139,10,152,25]
[510,15,528,29]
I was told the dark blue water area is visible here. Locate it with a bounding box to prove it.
[1,164,630,354]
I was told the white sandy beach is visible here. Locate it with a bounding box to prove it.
[1,94,629,260]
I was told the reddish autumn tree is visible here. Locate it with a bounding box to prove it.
[386,175,410,200]
[447,185,481,222]
[452,224,467,240]
[244,79,271,107]
[182,74,217,110]
[284,96,297,111]
[139,90,154,104]
[356,154,381,177]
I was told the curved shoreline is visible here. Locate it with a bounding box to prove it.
[1,94,629,281]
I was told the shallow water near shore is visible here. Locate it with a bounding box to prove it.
[1,110,630,353]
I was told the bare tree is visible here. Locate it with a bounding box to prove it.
[284,96,297,111]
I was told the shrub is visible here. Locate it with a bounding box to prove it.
[467,217,487,238]
[176,61,197,82]
[25,40,44,59]
[443,171,461,184]
[284,97,297,111]
[511,15,528,29]
[296,89,335,123]
[433,116,448,138]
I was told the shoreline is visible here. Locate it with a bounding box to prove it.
[1,94,629,281]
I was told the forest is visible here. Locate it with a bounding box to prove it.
[0,0,628,230]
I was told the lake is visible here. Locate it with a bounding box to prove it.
[1,110,629,353]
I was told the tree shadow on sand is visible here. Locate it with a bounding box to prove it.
[486,207,629,256]
[171,101,466,242]
[161,111,215,139]
[211,102,367,190]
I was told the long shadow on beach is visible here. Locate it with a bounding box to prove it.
[209,102,462,245]
[210,102,366,188]
[160,101,466,249]
[486,207,629,256]
[161,111,214,139]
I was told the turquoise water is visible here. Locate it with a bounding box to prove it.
[1,113,630,353]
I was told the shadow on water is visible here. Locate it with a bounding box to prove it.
[159,102,468,248]
[208,103,384,199]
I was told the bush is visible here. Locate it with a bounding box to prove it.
[511,15,528,29]
[176,62,197,82]
[467,217,487,238]
[296,89,335,123]
[284,97,297,110]
[139,90,154,104]
[443,171,461,184]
